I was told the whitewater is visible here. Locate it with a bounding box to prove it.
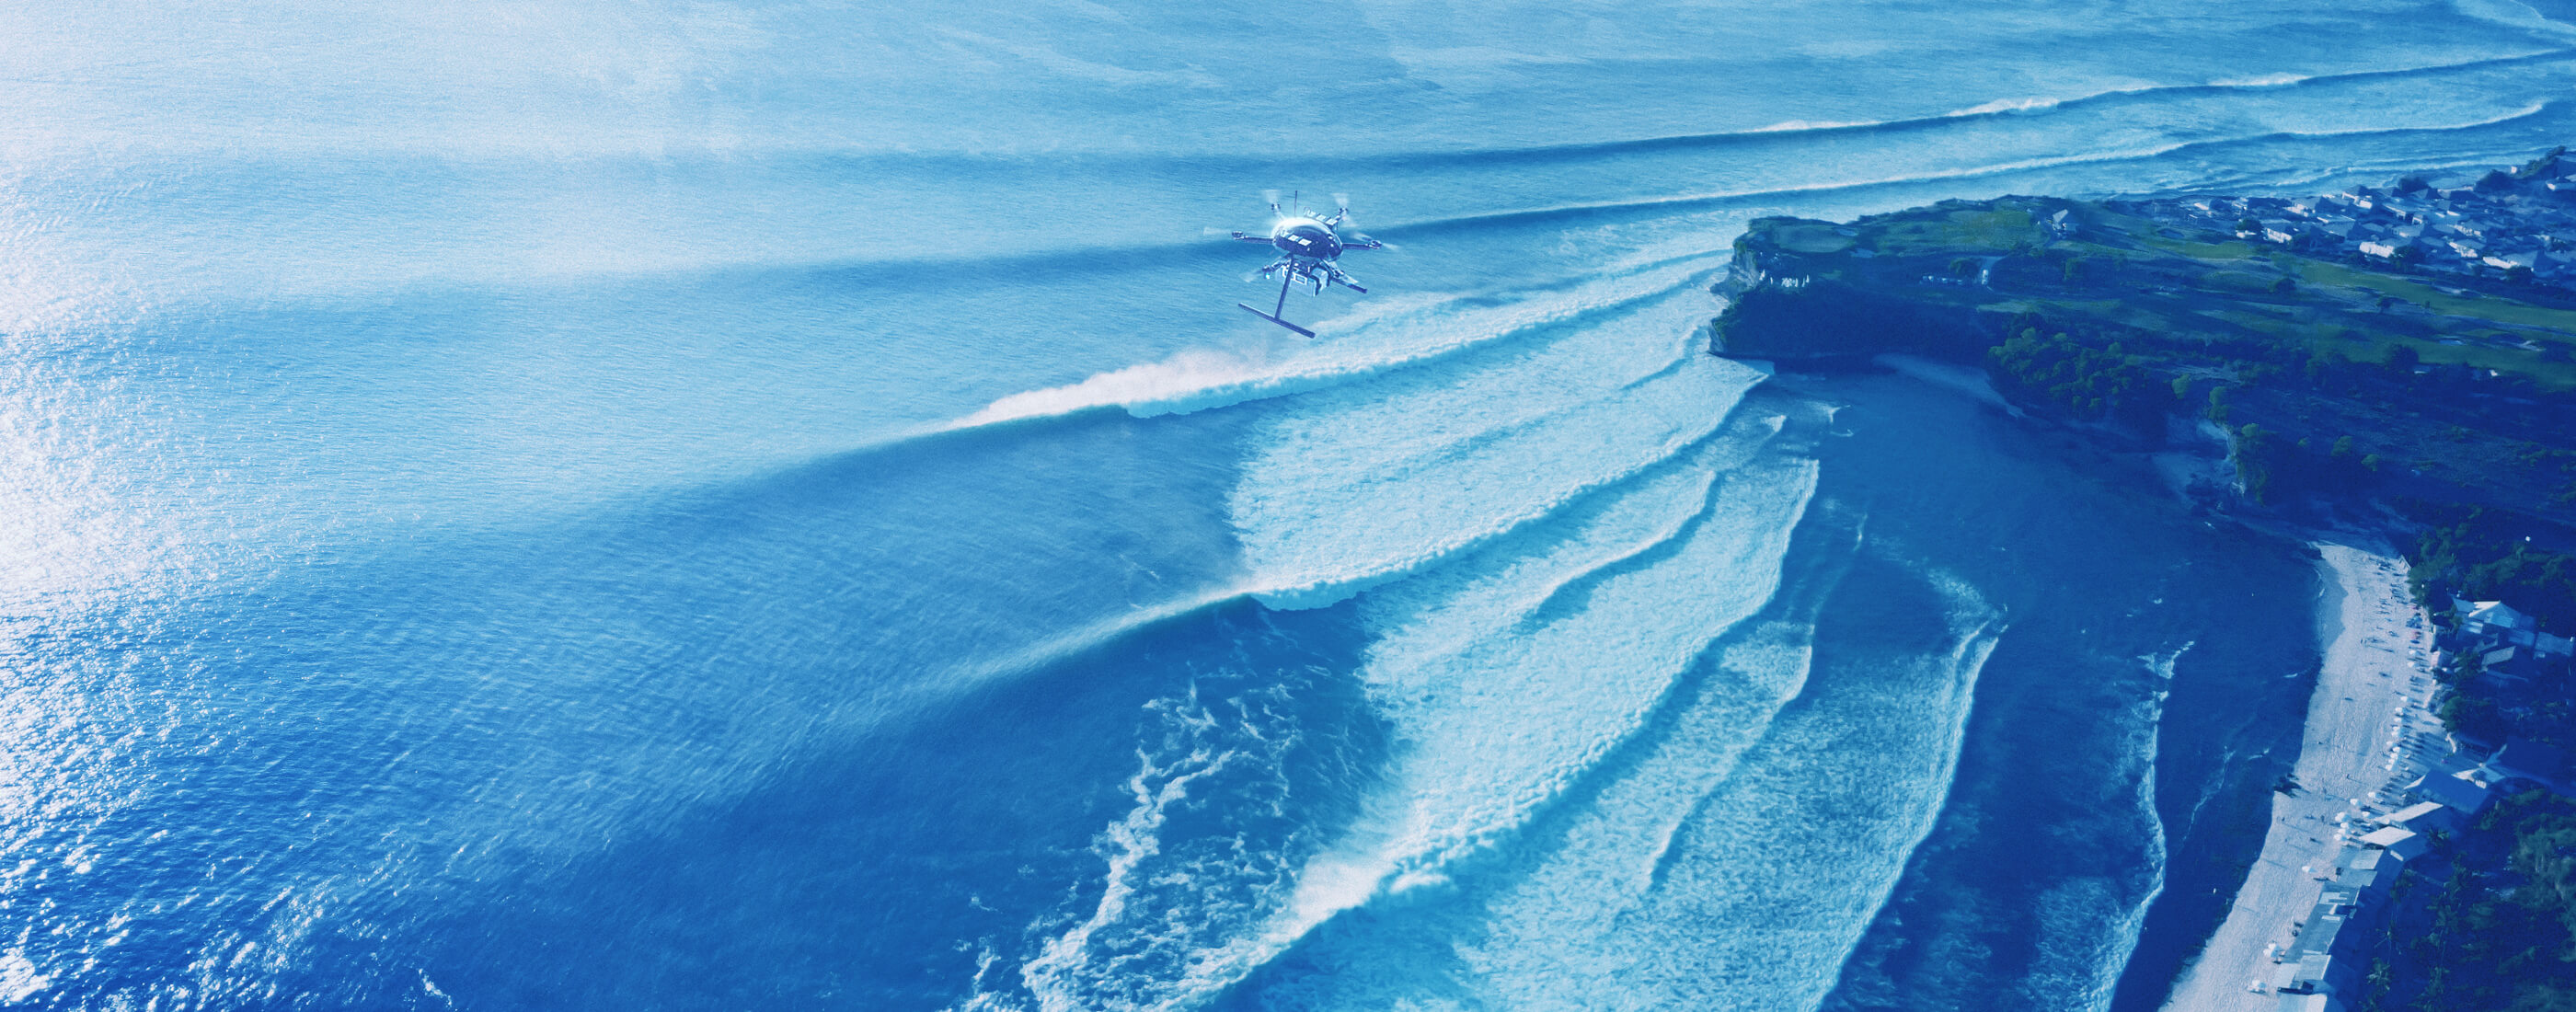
[0,0,2564,1008]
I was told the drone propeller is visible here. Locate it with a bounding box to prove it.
[1341,221,1397,250]
[1261,189,1282,212]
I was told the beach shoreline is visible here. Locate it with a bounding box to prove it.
[2158,539,2432,1011]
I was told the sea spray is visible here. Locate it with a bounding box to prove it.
[942,260,1719,432]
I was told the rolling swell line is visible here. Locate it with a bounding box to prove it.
[937,259,1725,433]
[1387,98,2562,240]
[1286,298,1722,496]
[2146,98,2559,161]
[1381,142,2207,236]
[1191,443,1829,1008]
[779,47,2575,178]
[1315,47,2576,172]
[707,67,2574,294]
[1218,436,1838,1011]
[1510,411,1793,635]
[1241,357,1768,612]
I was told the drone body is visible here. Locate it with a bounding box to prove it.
[1228,193,1384,338]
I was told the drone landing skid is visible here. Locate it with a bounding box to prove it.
[1238,269,1317,338]
[1236,302,1316,338]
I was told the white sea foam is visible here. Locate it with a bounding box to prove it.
[2019,650,2181,1011]
[996,398,1813,1011]
[1952,96,2061,116]
[2209,72,2312,88]
[1012,684,1307,1012]
[1346,448,1822,868]
[1213,437,1819,1002]
[1443,571,2001,1011]
[1749,118,1887,132]
[940,259,1719,431]
[0,951,49,1003]
[1230,289,1765,610]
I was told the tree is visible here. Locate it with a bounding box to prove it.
[2234,422,2274,502]
[2235,216,2262,234]
[2332,435,2356,461]
[2171,375,2191,400]
[2388,345,2421,374]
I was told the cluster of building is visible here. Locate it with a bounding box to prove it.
[2157,153,2576,283]
[2260,592,2574,1011]
[2452,597,2576,685]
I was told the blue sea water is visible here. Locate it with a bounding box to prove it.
[5,1,2573,1007]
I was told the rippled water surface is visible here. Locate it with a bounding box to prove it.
[0,1,2551,1007]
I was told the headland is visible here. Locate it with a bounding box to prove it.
[1706,145,2576,1009]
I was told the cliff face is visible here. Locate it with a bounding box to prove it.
[1708,279,1990,365]
[1707,188,2576,526]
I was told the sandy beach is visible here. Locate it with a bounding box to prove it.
[2160,540,2437,1011]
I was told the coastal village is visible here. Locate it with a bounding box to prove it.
[1708,146,2576,1011]
[2141,152,2576,284]
[2175,547,2576,1012]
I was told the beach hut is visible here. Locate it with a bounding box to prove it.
[2386,799,2459,834]
[2359,826,2428,861]
[2272,993,2340,1012]
[2409,768,2494,816]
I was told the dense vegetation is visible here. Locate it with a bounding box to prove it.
[1710,153,2576,1011]
[1713,156,2576,517]
[2403,501,2576,750]
[2410,504,2576,632]
[1984,321,2168,431]
[2356,794,2576,1012]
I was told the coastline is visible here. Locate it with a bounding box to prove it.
[2158,540,2432,1011]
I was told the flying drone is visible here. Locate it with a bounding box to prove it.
[1227,191,1385,338]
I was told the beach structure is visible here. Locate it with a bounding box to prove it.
[2487,737,2570,786]
[2271,879,2372,1002]
[2328,847,2401,913]
[2407,767,2495,815]
[2451,598,2573,659]
[2460,600,2536,637]
[2478,645,2542,684]
[2356,826,2428,861]
[2383,799,2457,834]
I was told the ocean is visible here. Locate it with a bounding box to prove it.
[2,1,2570,1007]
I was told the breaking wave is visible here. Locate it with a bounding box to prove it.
[939,259,1722,432]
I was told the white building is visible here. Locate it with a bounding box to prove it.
[2358,825,2429,860]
